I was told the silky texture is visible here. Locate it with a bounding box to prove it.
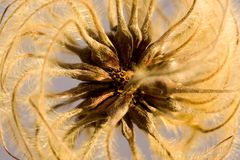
[0,0,240,159]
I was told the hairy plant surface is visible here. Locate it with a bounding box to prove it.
[1,0,240,159]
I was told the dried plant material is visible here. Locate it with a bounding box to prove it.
[0,0,240,159]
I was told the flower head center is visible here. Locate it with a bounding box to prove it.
[109,68,134,92]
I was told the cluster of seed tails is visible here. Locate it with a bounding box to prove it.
[0,0,240,159]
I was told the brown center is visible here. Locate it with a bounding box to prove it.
[109,68,134,92]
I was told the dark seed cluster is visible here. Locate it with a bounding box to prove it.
[108,68,132,92]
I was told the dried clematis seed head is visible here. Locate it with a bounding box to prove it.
[0,0,240,160]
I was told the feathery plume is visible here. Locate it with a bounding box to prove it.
[0,0,240,159]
